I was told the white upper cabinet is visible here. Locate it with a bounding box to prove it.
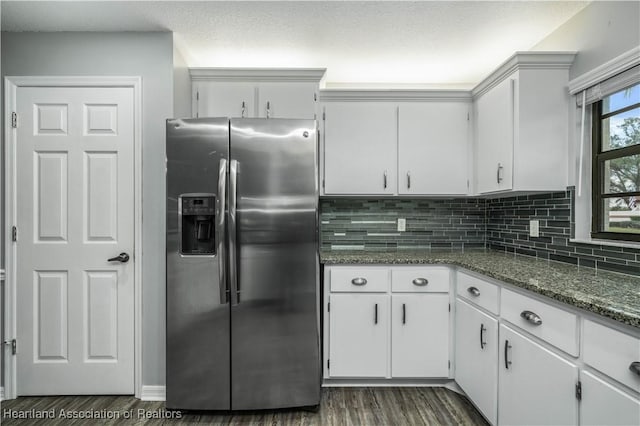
[473,52,575,195]
[323,102,398,195]
[398,102,470,195]
[190,68,325,119]
[321,91,472,196]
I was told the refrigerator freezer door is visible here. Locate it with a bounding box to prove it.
[166,118,231,410]
[230,118,321,410]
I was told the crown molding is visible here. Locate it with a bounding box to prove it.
[568,47,640,94]
[319,89,472,102]
[472,51,576,98]
[190,68,326,82]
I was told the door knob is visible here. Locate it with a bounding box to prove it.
[108,252,130,263]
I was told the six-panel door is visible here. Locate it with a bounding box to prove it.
[16,86,135,395]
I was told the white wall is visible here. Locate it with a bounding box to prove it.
[173,38,192,118]
[1,31,173,387]
[532,1,640,240]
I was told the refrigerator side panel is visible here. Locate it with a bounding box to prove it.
[166,118,231,410]
[230,118,321,410]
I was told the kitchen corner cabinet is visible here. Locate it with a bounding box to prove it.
[321,92,471,196]
[324,265,451,380]
[473,52,575,194]
[455,298,498,425]
[189,68,325,119]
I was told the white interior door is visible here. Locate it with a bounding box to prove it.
[15,86,135,395]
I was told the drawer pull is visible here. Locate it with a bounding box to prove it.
[504,340,512,369]
[480,323,487,349]
[520,310,543,326]
[412,278,428,286]
[374,303,378,325]
[351,277,367,286]
[630,362,640,376]
[467,286,480,297]
[402,303,406,324]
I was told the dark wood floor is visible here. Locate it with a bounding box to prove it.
[1,387,488,425]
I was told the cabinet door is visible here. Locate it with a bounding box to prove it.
[194,82,255,118]
[455,298,498,425]
[499,324,578,426]
[391,294,449,378]
[329,293,389,378]
[257,83,317,119]
[398,103,470,195]
[475,76,515,193]
[581,371,640,426]
[324,103,397,195]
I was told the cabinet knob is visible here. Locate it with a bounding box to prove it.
[497,163,504,184]
[412,278,428,286]
[351,277,367,286]
[520,310,542,326]
[241,101,246,118]
[407,171,411,189]
[629,362,640,376]
[383,170,388,189]
[266,101,271,118]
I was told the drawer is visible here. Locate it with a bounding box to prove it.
[391,267,449,293]
[583,319,640,392]
[456,271,499,315]
[330,267,389,292]
[501,288,578,356]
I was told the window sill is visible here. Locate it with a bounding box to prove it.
[570,237,640,249]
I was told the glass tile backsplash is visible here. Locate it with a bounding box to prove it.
[320,189,640,274]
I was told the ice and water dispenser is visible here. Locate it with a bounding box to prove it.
[180,195,216,255]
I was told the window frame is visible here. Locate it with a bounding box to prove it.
[591,92,640,242]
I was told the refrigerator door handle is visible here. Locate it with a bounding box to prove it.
[217,158,228,304]
[229,159,239,305]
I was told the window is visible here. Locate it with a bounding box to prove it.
[592,83,640,241]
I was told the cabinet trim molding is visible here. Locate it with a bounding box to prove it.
[568,46,640,94]
[320,89,472,102]
[190,67,326,82]
[472,51,576,98]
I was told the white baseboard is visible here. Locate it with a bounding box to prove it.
[140,385,166,401]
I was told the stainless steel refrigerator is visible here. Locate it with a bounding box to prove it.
[166,118,321,410]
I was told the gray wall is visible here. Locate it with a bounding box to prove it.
[1,31,173,387]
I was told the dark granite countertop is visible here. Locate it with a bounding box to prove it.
[320,250,640,329]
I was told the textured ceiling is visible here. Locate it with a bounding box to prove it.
[1,1,590,87]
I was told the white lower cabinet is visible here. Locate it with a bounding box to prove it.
[580,371,640,426]
[328,293,389,378]
[391,294,449,378]
[498,324,578,426]
[455,298,498,425]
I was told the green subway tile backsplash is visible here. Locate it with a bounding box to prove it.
[320,198,486,250]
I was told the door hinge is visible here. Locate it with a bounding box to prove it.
[575,380,582,401]
[3,339,17,355]
[11,112,18,128]
[12,226,17,242]
[327,359,330,369]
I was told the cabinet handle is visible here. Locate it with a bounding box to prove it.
[241,101,246,118]
[496,163,504,183]
[520,310,543,326]
[407,171,411,189]
[374,303,378,325]
[383,170,388,189]
[351,277,367,286]
[412,278,428,286]
[266,101,271,118]
[504,340,512,369]
[629,362,640,376]
[402,303,406,325]
[467,286,480,297]
[480,323,486,349]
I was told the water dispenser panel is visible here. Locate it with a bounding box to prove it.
[180,195,216,255]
